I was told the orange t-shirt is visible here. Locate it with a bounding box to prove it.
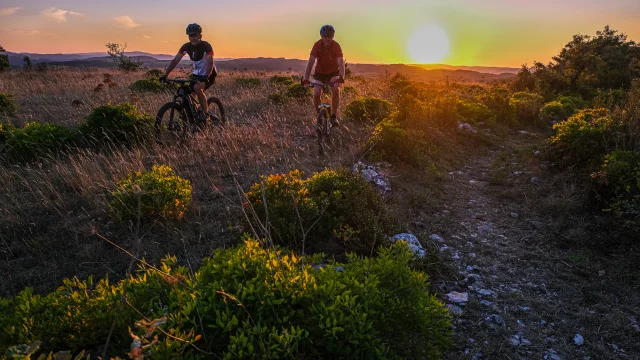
[310,40,343,75]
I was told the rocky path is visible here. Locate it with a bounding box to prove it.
[424,132,640,360]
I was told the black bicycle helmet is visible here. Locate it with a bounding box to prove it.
[320,24,335,37]
[186,23,202,35]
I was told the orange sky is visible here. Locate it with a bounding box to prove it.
[1,1,639,67]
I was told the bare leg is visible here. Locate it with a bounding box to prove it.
[313,86,322,113]
[331,84,340,116]
[195,82,208,114]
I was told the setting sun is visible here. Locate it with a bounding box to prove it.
[407,24,450,64]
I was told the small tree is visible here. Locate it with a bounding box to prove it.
[23,56,32,70]
[0,45,9,72]
[105,43,143,72]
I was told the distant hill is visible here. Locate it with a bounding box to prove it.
[5,52,516,82]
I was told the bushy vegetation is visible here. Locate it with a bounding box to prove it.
[269,75,295,86]
[0,122,15,143]
[80,103,154,146]
[539,95,586,123]
[345,97,393,124]
[284,83,312,100]
[515,26,640,99]
[110,165,192,222]
[245,169,394,256]
[0,240,452,358]
[269,83,313,104]
[510,91,544,125]
[0,45,8,72]
[105,42,143,72]
[235,77,261,86]
[549,108,618,166]
[2,122,79,162]
[129,78,167,93]
[0,93,18,116]
[144,68,164,79]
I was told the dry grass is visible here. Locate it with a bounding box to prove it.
[0,67,392,296]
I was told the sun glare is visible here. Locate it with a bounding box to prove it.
[407,24,450,64]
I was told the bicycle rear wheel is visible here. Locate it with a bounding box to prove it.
[316,110,328,156]
[206,97,226,125]
[155,102,187,145]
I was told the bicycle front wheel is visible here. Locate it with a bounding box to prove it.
[155,102,187,146]
[206,97,226,125]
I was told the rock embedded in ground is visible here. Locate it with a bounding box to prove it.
[510,334,532,346]
[544,349,562,360]
[446,304,464,316]
[510,212,519,218]
[447,291,469,303]
[574,334,584,346]
[389,233,425,258]
[352,161,391,194]
[429,234,445,243]
[483,314,506,329]
[458,121,478,134]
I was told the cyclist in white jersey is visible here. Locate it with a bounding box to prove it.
[160,23,217,122]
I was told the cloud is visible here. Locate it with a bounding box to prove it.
[142,34,152,39]
[0,7,21,16]
[11,29,58,38]
[112,16,138,29]
[41,7,83,22]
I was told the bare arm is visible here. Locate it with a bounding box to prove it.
[337,57,345,79]
[163,53,184,77]
[303,55,316,81]
[204,54,214,76]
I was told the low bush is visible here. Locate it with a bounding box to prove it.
[0,240,452,358]
[549,108,620,166]
[284,83,312,100]
[110,164,192,222]
[269,75,295,86]
[0,93,17,116]
[3,122,78,162]
[144,68,164,79]
[344,97,392,124]
[235,77,261,86]
[510,91,545,125]
[0,122,16,143]
[129,78,167,93]
[457,101,493,125]
[592,150,640,217]
[81,103,154,147]
[268,92,287,104]
[245,169,394,256]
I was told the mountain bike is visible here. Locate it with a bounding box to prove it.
[308,80,337,155]
[155,78,225,145]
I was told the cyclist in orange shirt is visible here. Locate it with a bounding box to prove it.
[302,25,345,126]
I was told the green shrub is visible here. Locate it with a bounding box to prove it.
[110,164,192,222]
[342,85,359,96]
[269,75,295,86]
[3,122,78,162]
[549,108,620,166]
[0,122,16,143]
[592,150,640,217]
[540,101,567,123]
[510,91,545,125]
[0,93,18,116]
[457,101,493,125]
[81,103,154,146]
[0,240,452,358]
[480,85,516,125]
[129,78,167,93]
[366,118,422,164]
[345,97,392,124]
[245,169,394,256]
[540,95,586,123]
[235,77,261,86]
[268,92,287,104]
[144,68,164,79]
[284,83,312,100]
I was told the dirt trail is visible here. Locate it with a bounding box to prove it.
[424,132,640,360]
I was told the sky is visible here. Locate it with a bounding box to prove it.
[1,0,639,67]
